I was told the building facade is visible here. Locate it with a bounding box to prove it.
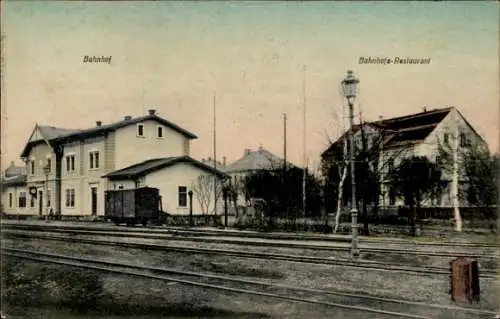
[2,109,226,218]
[321,107,488,208]
[222,146,293,207]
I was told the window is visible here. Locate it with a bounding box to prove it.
[47,189,51,207]
[89,151,100,169]
[459,133,470,147]
[137,124,144,137]
[18,192,26,208]
[71,189,75,207]
[46,158,52,173]
[30,161,35,175]
[95,152,99,169]
[443,133,449,144]
[157,126,163,138]
[65,188,75,208]
[178,186,187,207]
[65,189,70,207]
[66,155,75,172]
[30,193,35,207]
[9,193,12,208]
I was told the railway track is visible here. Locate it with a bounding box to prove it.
[2,225,497,260]
[2,247,496,319]
[3,230,498,278]
[3,222,499,249]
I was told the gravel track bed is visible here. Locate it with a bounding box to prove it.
[13,230,497,270]
[5,238,500,313]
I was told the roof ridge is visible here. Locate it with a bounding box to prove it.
[375,107,452,124]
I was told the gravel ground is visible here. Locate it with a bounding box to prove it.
[3,219,498,243]
[5,237,500,314]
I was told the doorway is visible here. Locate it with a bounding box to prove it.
[91,186,98,216]
[38,190,43,216]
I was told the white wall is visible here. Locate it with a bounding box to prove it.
[1,184,32,215]
[59,137,108,216]
[144,163,224,216]
[25,142,55,183]
[114,120,191,170]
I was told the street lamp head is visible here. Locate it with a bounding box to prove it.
[341,70,360,101]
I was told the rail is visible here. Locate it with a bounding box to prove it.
[3,247,497,319]
[3,231,497,278]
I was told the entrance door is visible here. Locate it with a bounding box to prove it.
[91,187,98,216]
[38,190,43,216]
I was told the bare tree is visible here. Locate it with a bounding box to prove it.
[437,128,495,230]
[322,122,410,233]
[436,126,470,232]
[191,174,223,216]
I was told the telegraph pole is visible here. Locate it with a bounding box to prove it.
[213,92,218,224]
[283,113,288,226]
[283,113,287,172]
[302,65,307,221]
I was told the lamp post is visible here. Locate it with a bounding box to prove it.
[223,186,229,228]
[43,163,50,222]
[188,190,193,227]
[341,70,360,258]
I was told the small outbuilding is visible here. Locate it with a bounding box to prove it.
[102,156,229,216]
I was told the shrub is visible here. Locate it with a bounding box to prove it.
[2,260,106,312]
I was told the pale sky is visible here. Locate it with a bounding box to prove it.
[2,1,499,173]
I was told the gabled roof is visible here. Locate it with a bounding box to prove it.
[38,125,80,140]
[224,147,294,173]
[52,114,197,144]
[21,113,198,157]
[1,174,27,188]
[102,156,229,180]
[322,107,453,158]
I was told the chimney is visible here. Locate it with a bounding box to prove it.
[124,116,132,120]
[378,116,383,121]
[244,149,251,156]
[222,156,226,167]
[422,106,427,112]
[148,109,156,116]
[96,121,102,127]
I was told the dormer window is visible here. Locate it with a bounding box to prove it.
[137,124,144,137]
[157,126,163,138]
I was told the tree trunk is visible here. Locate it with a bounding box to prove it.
[363,198,369,236]
[452,127,462,232]
[333,163,348,234]
[411,204,417,237]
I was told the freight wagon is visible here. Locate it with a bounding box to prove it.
[104,187,162,226]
